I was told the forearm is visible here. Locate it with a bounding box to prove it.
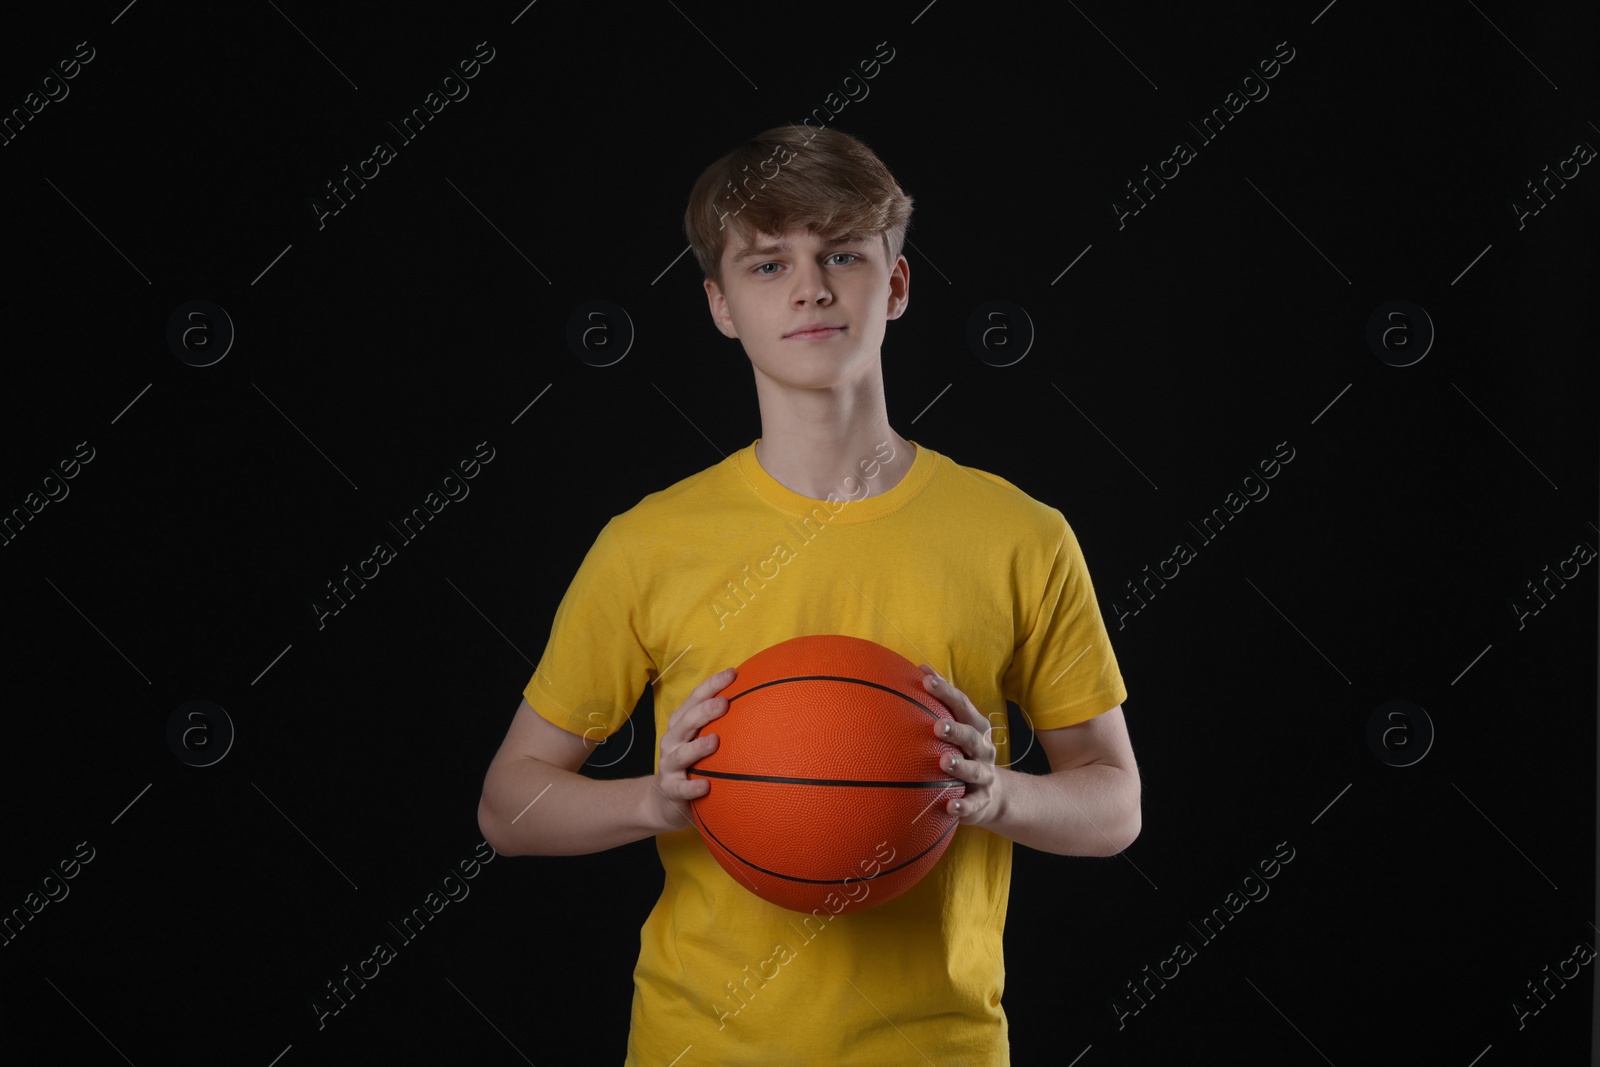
[478,756,678,857]
[988,762,1141,857]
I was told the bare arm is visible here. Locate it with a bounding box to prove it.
[987,705,1141,857]
[477,668,736,857]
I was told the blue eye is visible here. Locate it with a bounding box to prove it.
[755,263,780,275]
[829,253,859,266]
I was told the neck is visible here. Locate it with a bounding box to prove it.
[749,350,917,501]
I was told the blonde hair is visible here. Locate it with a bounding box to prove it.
[684,126,914,286]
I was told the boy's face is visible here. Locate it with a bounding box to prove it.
[704,225,909,390]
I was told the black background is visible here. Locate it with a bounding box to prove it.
[1,1,1595,1064]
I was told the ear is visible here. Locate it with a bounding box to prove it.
[704,276,739,339]
[885,254,910,322]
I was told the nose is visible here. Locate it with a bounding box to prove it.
[790,259,832,306]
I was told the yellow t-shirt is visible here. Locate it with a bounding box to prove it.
[525,438,1128,1066]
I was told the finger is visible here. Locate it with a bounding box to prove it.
[663,730,720,772]
[671,697,728,746]
[664,774,711,801]
[928,675,985,735]
[668,667,734,726]
[696,666,737,698]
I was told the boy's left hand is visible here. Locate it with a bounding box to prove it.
[918,665,1005,827]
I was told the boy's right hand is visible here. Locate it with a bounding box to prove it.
[648,667,736,829]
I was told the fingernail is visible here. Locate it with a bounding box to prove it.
[942,721,951,737]
[953,800,963,814]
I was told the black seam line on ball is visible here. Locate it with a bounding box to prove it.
[693,768,963,788]
[694,807,961,885]
[726,674,940,719]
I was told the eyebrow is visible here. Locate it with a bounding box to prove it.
[732,236,863,262]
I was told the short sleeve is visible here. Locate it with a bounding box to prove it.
[1003,515,1128,730]
[523,517,655,740]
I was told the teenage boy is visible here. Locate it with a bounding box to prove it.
[478,126,1140,1065]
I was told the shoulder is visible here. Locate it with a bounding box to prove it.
[932,449,1070,543]
[601,449,747,544]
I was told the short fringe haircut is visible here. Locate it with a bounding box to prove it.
[684,126,914,287]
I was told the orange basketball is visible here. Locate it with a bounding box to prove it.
[686,634,965,914]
